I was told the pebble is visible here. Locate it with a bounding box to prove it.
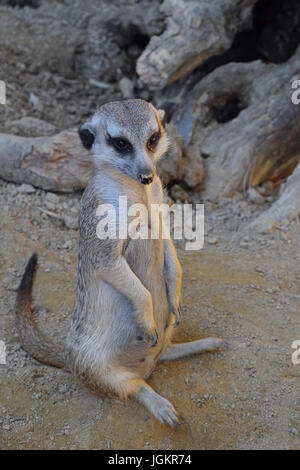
[118,77,134,98]
[247,187,265,205]
[61,240,72,250]
[255,266,264,273]
[64,215,79,230]
[15,183,36,194]
[207,237,218,245]
[45,192,60,204]
[58,384,68,393]
[29,92,43,111]
[45,201,56,211]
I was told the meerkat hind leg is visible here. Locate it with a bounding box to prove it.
[136,382,179,426]
[104,368,178,426]
[159,337,226,361]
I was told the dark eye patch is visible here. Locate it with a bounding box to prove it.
[147,131,161,151]
[107,134,133,153]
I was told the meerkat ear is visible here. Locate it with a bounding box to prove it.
[158,109,166,127]
[78,123,96,150]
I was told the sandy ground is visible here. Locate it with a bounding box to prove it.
[0,179,299,450]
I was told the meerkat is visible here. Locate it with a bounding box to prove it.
[15,99,225,425]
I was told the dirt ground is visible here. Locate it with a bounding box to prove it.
[0,179,299,450]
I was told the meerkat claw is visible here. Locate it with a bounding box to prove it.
[138,328,158,347]
[149,329,158,347]
[172,307,181,328]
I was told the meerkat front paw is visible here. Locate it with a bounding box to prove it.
[144,328,158,347]
[169,302,181,328]
[136,293,158,346]
[137,323,158,347]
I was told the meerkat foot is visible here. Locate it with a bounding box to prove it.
[136,383,179,426]
[159,337,227,361]
[104,371,178,425]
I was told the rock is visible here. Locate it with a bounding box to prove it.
[118,77,134,99]
[174,49,300,200]
[61,240,73,250]
[5,117,56,137]
[15,183,36,194]
[58,384,68,393]
[207,237,218,245]
[137,0,255,89]
[29,93,43,111]
[246,163,300,233]
[247,187,265,205]
[44,201,56,211]
[63,215,79,230]
[45,193,60,205]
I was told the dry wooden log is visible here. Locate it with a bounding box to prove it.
[0,130,92,192]
[137,0,255,90]
[158,123,205,190]
[0,127,194,192]
[173,48,300,200]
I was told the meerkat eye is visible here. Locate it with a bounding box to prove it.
[108,134,132,153]
[147,131,160,151]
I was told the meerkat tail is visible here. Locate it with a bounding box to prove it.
[15,253,65,368]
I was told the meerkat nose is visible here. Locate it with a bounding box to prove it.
[139,173,154,185]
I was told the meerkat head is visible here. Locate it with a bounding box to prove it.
[78,99,168,185]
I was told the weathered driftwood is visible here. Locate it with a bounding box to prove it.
[0,127,197,192]
[137,0,255,89]
[246,163,300,233]
[0,130,92,192]
[173,48,300,200]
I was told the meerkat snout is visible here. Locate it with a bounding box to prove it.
[138,173,154,185]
